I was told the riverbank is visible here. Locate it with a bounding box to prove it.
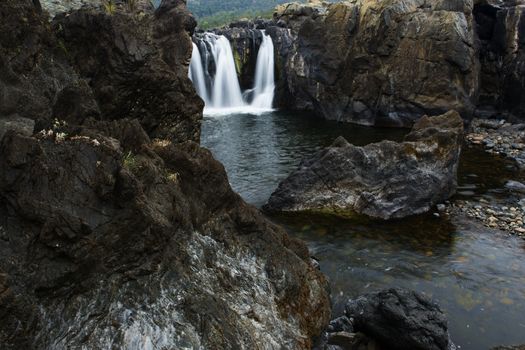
[441,119,525,238]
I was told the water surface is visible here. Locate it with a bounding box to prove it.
[201,111,525,350]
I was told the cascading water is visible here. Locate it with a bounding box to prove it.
[189,42,210,104]
[189,31,275,114]
[250,32,275,109]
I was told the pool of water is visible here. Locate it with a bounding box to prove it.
[201,111,525,350]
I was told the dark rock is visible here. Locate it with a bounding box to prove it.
[0,0,331,349]
[345,288,452,350]
[269,0,478,126]
[492,346,525,350]
[505,180,525,193]
[53,0,203,143]
[328,315,354,333]
[0,116,35,141]
[265,110,464,220]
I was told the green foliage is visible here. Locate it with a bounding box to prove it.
[197,8,274,30]
[188,0,293,19]
[123,151,139,172]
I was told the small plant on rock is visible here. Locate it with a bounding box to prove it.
[101,0,116,15]
[125,0,138,13]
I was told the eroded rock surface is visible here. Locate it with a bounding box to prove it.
[217,0,479,126]
[265,111,464,220]
[0,1,331,348]
[345,288,453,350]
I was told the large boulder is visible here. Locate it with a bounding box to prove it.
[345,288,453,350]
[264,110,464,219]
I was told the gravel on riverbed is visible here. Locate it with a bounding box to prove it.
[444,118,525,238]
[466,118,525,169]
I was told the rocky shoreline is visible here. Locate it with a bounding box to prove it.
[442,118,525,238]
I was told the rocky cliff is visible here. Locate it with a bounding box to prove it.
[216,0,525,126]
[0,1,330,348]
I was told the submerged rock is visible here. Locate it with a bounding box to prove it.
[265,111,464,220]
[345,288,453,350]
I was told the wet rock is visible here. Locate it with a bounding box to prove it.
[345,288,453,350]
[265,111,464,220]
[506,180,525,193]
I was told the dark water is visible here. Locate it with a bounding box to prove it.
[202,111,525,350]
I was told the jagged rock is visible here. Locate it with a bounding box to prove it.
[0,0,98,127]
[0,126,330,349]
[345,288,453,350]
[0,1,331,349]
[52,0,203,143]
[264,110,463,220]
[474,1,525,121]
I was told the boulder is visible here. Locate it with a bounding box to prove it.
[264,110,464,220]
[345,288,453,350]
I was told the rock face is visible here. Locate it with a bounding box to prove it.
[217,0,479,126]
[0,1,331,349]
[215,0,525,124]
[345,288,453,350]
[264,110,464,220]
[53,0,203,143]
[474,0,525,121]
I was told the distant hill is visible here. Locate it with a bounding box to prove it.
[188,0,293,18]
[187,0,305,29]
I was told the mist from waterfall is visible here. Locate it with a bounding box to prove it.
[189,31,275,115]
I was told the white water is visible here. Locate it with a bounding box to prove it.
[189,42,209,104]
[189,31,275,115]
[250,32,275,109]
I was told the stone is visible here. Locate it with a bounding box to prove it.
[0,1,331,349]
[264,110,463,220]
[345,288,453,350]
[505,180,525,194]
[0,116,35,141]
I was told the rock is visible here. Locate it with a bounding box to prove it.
[271,0,478,126]
[505,180,525,193]
[474,1,525,121]
[0,1,331,349]
[264,110,463,220]
[53,0,203,142]
[345,288,453,350]
[0,116,35,141]
[492,347,525,350]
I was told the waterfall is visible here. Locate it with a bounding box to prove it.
[250,32,275,109]
[189,31,275,115]
[189,42,210,105]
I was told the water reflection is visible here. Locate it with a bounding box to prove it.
[201,111,525,350]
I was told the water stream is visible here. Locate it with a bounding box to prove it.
[201,111,525,350]
[191,32,525,350]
